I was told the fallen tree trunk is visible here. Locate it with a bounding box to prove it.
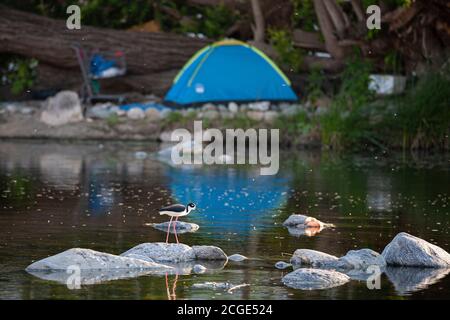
[0,6,208,96]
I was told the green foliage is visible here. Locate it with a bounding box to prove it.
[106,114,120,127]
[81,0,153,29]
[223,114,258,129]
[306,68,325,103]
[275,111,313,135]
[320,55,375,149]
[382,70,450,149]
[178,3,237,38]
[0,55,38,95]
[268,29,303,72]
[291,0,316,31]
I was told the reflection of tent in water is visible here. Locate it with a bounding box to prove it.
[165,166,289,235]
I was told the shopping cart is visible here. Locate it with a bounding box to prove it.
[72,43,127,104]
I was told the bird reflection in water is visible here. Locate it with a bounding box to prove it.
[165,272,179,300]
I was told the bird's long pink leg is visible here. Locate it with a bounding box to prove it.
[166,216,173,243]
[173,216,179,244]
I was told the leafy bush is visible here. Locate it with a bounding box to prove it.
[320,55,375,149]
[291,0,316,32]
[0,55,38,95]
[382,70,450,150]
[268,29,303,72]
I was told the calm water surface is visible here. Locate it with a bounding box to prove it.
[0,140,449,299]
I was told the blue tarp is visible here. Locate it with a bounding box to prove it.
[164,40,298,105]
[119,102,169,111]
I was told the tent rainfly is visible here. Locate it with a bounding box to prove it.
[164,39,298,105]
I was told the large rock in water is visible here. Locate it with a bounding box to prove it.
[121,243,196,263]
[382,232,450,267]
[25,248,171,271]
[290,249,339,268]
[192,246,228,261]
[282,268,350,290]
[40,91,83,126]
[337,249,386,270]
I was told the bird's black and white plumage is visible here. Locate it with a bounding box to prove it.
[159,203,196,217]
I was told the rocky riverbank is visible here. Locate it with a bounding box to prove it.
[0,91,322,148]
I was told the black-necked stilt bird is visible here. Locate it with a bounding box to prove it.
[159,203,196,243]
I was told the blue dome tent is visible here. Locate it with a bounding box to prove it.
[164,39,298,105]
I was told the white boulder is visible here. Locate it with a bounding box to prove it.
[40,91,83,126]
[382,232,450,267]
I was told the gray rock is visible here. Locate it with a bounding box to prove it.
[25,248,171,271]
[40,91,83,126]
[153,221,199,234]
[228,102,239,113]
[159,131,174,142]
[159,109,172,119]
[192,245,228,261]
[121,242,196,263]
[228,254,248,262]
[248,101,270,111]
[338,249,386,270]
[264,111,279,123]
[280,104,299,116]
[202,103,216,111]
[385,266,450,295]
[283,214,331,229]
[290,249,339,268]
[127,107,145,120]
[282,214,309,226]
[202,110,220,120]
[192,282,233,290]
[87,103,116,119]
[382,232,450,267]
[145,108,161,121]
[275,261,292,270]
[193,264,207,274]
[282,268,350,290]
[246,111,264,121]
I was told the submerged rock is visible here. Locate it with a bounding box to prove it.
[275,261,292,270]
[121,242,196,263]
[290,249,339,268]
[337,249,386,270]
[192,282,233,290]
[192,264,207,274]
[385,266,450,295]
[152,221,199,234]
[282,268,350,290]
[382,232,450,268]
[283,214,333,229]
[228,254,248,262]
[25,248,171,271]
[192,246,228,261]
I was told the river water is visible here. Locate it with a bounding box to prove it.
[0,140,448,299]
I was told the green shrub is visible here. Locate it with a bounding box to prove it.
[268,29,303,72]
[0,55,38,95]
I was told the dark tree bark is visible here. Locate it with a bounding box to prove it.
[0,6,208,95]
